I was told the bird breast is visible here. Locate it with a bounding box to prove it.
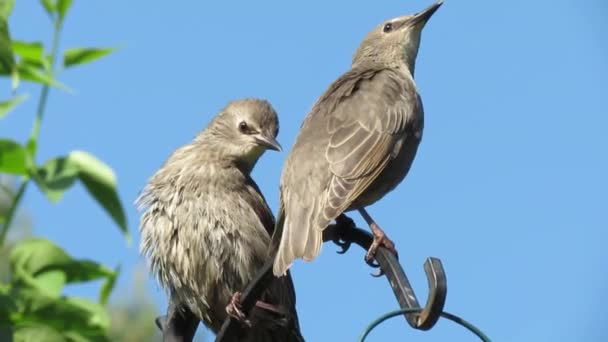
[150,171,272,328]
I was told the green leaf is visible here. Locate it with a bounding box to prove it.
[68,151,129,241]
[12,41,47,70]
[99,265,119,306]
[0,139,28,175]
[0,94,27,118]
[26,138,37,159]
[63,332,90,342]
[0,0,15,20]
[17,61,70,91]
[65,297,110,331]
[12,41,44,62]
[34,152,129,239]
[12,288,111,340]
[0,18,18,90]
[34,156,79,203]
[10,238,114,285]
[33,270,66,297]
[56,0,72,23]
[9,238,115,301]
[39,0,55,18]
[10,238,72,276]
[0,285,16,321]
[63,47,115,69]
[14,324,65,342]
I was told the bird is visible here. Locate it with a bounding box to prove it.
[137,98,303,341]
[272,1,443,277]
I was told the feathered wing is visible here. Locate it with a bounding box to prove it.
[322,69,413,220]
[273,67,416,276]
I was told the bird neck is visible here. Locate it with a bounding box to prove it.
[405,59,416,77]
[234,158,257,175]
[352,56,415,78]
[191,138,258,176]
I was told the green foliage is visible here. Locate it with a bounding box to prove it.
[12,41,48,70]
[16,61,69,90]
[32,151,129,239]
[0,1,130,340]
[0,0,18,90]
[39,0,73,24]
[0,94,27,118]
[64,47,115,69]
[5,239,115,340]
[0,140,29,175]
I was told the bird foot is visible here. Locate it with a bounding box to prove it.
[365,223,398,277]
[332,214,356,254]
[226,292,251,327]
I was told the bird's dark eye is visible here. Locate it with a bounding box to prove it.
[383,23,393,33]
[238,121,249,133]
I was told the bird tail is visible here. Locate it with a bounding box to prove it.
[272,198,328,277]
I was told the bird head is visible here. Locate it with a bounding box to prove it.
[352,0,442,74]
[204,98,281,170]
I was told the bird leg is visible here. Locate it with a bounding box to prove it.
[358,208,398,276]
[226,292,288,327]
[226,292,251,326]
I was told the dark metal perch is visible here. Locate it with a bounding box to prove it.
[321,215,447,331]
[156,215,448,341]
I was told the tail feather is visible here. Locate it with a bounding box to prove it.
[272,197,330,276]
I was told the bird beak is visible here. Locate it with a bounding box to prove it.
[254,134,282,152]
[408,0,443,27]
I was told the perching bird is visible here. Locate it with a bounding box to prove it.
[137,98,303,341]
[273,1,443,276]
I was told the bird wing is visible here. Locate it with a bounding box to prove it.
[272,67,420,276]
[321,67,418,221]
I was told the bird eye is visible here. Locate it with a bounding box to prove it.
[238,121,249,133]
[383,23,393,33]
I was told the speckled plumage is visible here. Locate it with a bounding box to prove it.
[137,99,301,340]
[273,2,442,276]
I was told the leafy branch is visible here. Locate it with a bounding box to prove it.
[0,0,129,339]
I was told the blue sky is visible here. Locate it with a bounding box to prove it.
[2,0,607,341]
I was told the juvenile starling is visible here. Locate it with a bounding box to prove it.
[273,1,443,276]
[137,99,302,341]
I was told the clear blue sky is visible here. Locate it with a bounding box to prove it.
[2,0,607,341]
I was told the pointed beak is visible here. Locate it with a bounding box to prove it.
[409,0,443,27]
[254,134,282,152]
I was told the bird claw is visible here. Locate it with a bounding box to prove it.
[365,255,381,268]
[333,214,356,254]
[370,269,385,277]
[333,238,351,254]
[226,292,251,327]
[365,254,385,277]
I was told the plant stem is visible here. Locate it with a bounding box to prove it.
[30,21,62,148]
[0,21,63,247]
[0,180,28,246]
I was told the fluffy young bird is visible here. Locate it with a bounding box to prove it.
[273,1,443,276]
[137,98,302,341]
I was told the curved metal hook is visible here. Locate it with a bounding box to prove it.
[375,249,447,330]
[417,257,447,329]
[326,215,447,330]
